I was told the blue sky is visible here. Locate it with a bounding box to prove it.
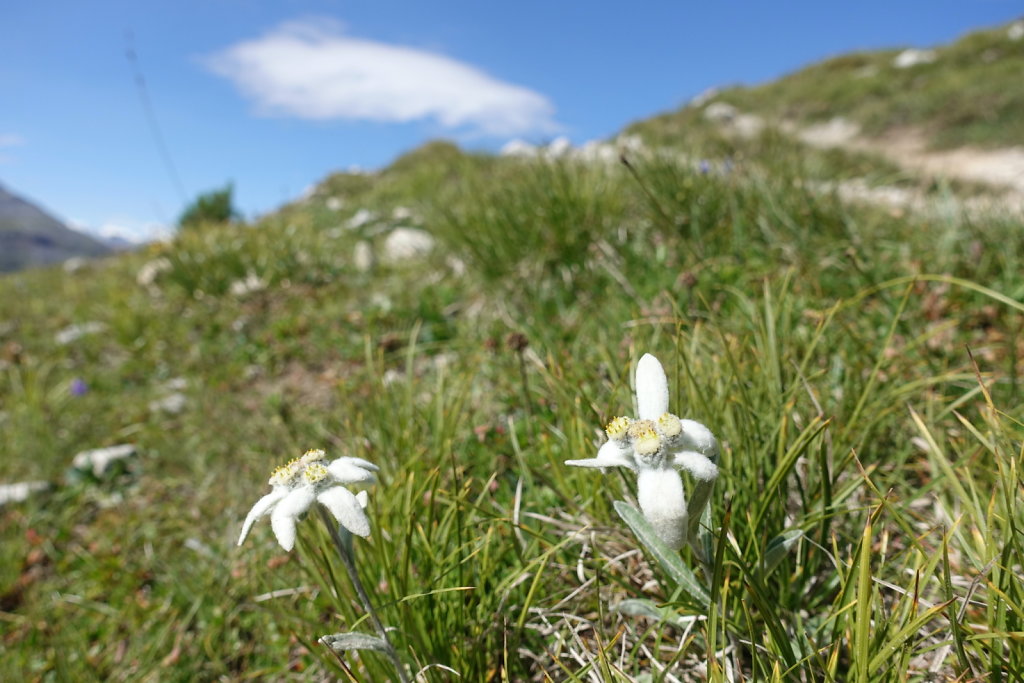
[1,1,1021,242]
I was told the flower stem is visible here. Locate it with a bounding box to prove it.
[516,349,535,439]
[318,507,410,683]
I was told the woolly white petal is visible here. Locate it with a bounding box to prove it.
[331,456,379,472]
[565,439,635,470]
[673,450,719,481]
[563,458,606,468]
[355,490,369,508]
[270,486,316,551]
[237,488,288,546]
[326,458,378,485]
[635,354,670,421]
[318,486,371,537]
[636,467,687,549]
[678,419,719,456]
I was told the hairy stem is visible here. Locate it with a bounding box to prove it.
[318,506,410,683]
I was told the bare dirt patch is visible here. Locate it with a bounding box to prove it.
[795,118,1024,197]
[706,102,1024,215]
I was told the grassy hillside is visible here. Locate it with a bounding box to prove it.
[635,18,1024,150]
[2,86,1023,682]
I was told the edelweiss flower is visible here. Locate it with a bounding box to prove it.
[566,354,718,549]
[237,449,378,551]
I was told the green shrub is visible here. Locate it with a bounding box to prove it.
[178,183,240,230]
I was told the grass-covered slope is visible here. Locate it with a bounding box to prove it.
[635,18,1024,150]
[1,133,1022,680]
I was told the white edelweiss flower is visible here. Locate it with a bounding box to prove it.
[566,353,719,550]
[237,449,379,552]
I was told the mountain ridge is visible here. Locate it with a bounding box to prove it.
[0,182,111,273]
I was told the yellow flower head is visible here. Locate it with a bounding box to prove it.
[300,448,326,465]
[629,419,662,457]
[657,413,682,439]
[269,460,300,487]
[605,416,632,441]
[303,462,328,484]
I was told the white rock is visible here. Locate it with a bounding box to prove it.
[893,49,936,69]
[704,102,738,123]
[546,136,572,158]
[0,481,50,505]
[137,257,172,288]
[383,228,434,261]
[150,392,187,414]
[392,206,414,220]
[228,272,267,297]
[184,537,215,557]
[325,197,344,211]
[163,377,188,391]
[689,87,720,108]
[731,113,765,138]
[798,117,861,148]
[370,293,393,311]
[1008,21,1024,41]
[616,134,645,154]
[72,444,137,477]
[576,140,618,164]
[353,240,374,272]
[347,209,377,230]
[500,139,538,157]
[63,257,87,273]
[55,322,106,346]
[447,256,467,276]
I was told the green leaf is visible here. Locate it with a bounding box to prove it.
[615,598,700,628]
[319,632,391,653]
[854,514,874,683]
[764,529,804,575]
[867,601,953,673]
[613,500,710,607]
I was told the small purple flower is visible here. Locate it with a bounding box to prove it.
[70,378,88,396]
[699,160,711,174]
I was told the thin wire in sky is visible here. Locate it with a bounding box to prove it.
[124,30,188,205]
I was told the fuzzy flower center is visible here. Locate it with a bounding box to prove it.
[605,416,632,442]
[304,462,328,484]
[269,460,300,487]
[268,449,330,487]
[628,419,662,458]
[300,448,326,465]
[657,412,682,439]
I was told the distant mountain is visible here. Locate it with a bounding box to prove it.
[98,234,139,252]
[0,183,111,273]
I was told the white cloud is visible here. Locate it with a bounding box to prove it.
[204,19,559,137]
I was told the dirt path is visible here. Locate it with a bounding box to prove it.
[704,103,1024,216]
[795,118,1024,196]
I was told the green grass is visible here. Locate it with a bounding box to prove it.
[1,135,1022,681]
[633,18,1024,151]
